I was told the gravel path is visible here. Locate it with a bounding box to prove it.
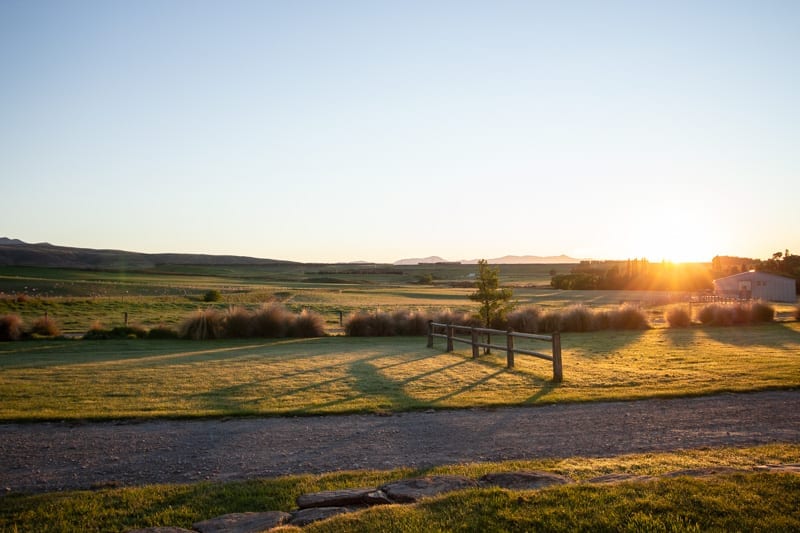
[2,390,799,494]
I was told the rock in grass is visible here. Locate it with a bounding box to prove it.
[290,506,353,526]
[380,475,478,503]
[192,511,291,533]
[297,487,392,508]
[479,471,572,490]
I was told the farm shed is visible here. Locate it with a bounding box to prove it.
[713,271,797,303]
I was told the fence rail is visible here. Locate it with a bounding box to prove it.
[427,321,563,382]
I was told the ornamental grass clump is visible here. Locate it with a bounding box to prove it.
[560,305,594,332]
[31,316,61,337]
[252,304,292,338]
[179,309,226,340]
[749,301,775,323]
[0,314,23,341]
[608,304,650,330]
[696,302,775,326]
[665,306,692,328]
[390,309,430,336]
[290,309,325,338]
[224,306,254,338]
[507,307,540,334]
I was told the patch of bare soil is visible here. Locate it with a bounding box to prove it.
[1,390,799,494]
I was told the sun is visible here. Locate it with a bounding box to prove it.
[626,218,716,264]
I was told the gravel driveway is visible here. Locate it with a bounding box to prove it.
[2,390,799,494]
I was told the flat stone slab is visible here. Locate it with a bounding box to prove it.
[290,506,353,527]
[754,464,800,474]
[193,511,291,533]
[479,471,572,490]
[380,475,478,503]
[297,487,392,508]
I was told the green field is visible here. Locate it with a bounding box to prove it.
[2,323,799,421]
[2,264,799,531]
[0,264,576,334]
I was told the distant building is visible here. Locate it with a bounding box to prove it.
[713,271,797,303]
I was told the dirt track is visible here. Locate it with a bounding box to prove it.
[2,390,799,494]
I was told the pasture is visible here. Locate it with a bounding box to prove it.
[2,323,799,421]
[2,263,799,531]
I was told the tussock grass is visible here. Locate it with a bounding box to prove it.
[30,316,61,337]
[665,305,692,328]
[0,314,23,341]
[1,445,798,532]
[697,301,776,326]
[1,323,799,420]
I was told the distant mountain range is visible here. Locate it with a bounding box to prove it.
[393,254,581,265]
[0,238,295,269]
[0,238,582,269]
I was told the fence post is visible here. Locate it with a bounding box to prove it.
[552,331,563,382]
[446,324,454,352]
[427,320,434,348]
[471,328,479,358]
[485,332,491,355]
[506,329,515,368]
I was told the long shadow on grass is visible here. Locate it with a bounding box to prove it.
[699,322,800,348]
[348,359,422,410]
[563,329,647,359]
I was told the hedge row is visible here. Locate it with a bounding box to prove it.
[177,305,325,340]
[345,304,651,336]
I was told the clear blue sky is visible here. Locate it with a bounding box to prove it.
[2,1,798,263]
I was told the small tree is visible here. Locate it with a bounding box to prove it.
[469,259,514,327]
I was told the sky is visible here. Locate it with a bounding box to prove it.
[1,1,798,264]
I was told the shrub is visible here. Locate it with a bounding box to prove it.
[608,304,650,330]
[665,306,692,328]
[560,305,594,332]
[0,314,23,341]
[291,309,325,338]
[203,290,222,303]
[507,307,540,334]
[179,309,226,340]
[31,316,61,337]
[225,306,254,338]
[252,304,292,338]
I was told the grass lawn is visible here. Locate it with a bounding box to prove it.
[1,322,799,421]
[1,445,798,532]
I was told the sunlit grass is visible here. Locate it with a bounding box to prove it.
[1,323,798,421]
[1,445,798,532]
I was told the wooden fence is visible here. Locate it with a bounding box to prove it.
[427,321,563,382]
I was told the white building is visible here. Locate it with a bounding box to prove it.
[713,271,797,303]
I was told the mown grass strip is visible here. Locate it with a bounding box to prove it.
[1,323,799,421]
[1,445,798,532]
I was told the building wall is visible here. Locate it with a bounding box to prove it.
[713,272,797,303]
